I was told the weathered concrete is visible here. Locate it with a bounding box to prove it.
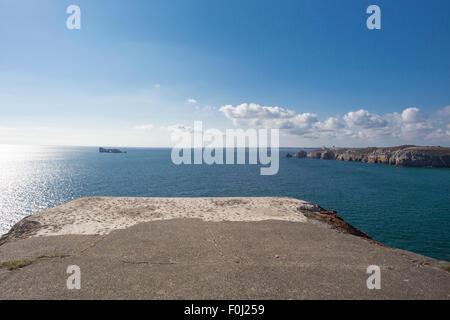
[0,197,449,299]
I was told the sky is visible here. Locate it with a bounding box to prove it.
[0,0,449,147]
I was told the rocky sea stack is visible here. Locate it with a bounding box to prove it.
[306,145,450,168]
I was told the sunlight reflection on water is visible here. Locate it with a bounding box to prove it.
[0,145,76,233]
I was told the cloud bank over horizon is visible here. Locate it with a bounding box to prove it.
[218,103,450,146]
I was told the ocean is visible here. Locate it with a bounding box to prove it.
[0,145,449,261]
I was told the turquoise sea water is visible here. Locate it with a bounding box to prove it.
[0,145,449,261]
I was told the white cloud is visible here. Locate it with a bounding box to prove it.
[401,107,422,123]
[195,105,214,112]
[219,102,450,145]
[135,124,154,130]
[220,103,311,133]
[320,117,345,131]
[154,84,161,88]
[436,105,450,117]
[160,124,194,133]
[343,109,388,129]
[187,98,197,104]
[220,103,295,121]
[381,107,436,140]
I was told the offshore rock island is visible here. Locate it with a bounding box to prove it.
[99,147,127,154]
[0,197,449,299]
[302,145,450,168]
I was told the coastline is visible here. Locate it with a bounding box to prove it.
[302,145,450,168]
[1,197,449,299]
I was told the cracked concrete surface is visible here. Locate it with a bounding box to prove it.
[0,197,449,299]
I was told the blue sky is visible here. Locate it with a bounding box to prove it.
[0,0,449,147]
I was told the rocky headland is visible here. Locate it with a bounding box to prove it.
[304,145,450,168]
[293,150,307,158]
[285,150,307,159]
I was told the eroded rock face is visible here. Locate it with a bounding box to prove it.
[307,150,323,159]
[297,203,375,241]
[0,219,42,246]
[321,150,335,160]
[307,146,450,168]
[293,150,307,158]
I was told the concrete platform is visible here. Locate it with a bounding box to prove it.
[0,197,449,299]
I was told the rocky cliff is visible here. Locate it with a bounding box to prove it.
[306,145,450,168]
[293,150,307,158]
